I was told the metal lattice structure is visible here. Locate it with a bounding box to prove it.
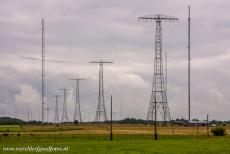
[70,78,86,123]
[58,89,70,122]
[138,15,179,123]
[188,5,191,121]
[53,95,60,123]
[41,19,45,123]
[90,60,113,122]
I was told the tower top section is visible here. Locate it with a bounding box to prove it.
[138,14,179,22]
[89,60,113,64]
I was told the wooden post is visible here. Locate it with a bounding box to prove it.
[154,97,157,140]
[110,95,113,141]
[196,118,199,136]
[172,119,174,135]
[207,114,209,137]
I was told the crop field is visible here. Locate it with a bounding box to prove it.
[1,124,230,154]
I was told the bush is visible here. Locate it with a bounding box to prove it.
[211,127,226,136]
[73,120,79,125]
[3,133,9,136]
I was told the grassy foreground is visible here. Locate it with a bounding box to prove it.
[1,124,230,154]
[1,134,230,154]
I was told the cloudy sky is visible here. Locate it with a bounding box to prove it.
[1,0,230,122]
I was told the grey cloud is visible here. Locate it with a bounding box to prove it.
[1,0,230,121]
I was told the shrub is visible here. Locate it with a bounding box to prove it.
[211,127,226,136]
[3,133,9,136]
[73,120,79,125]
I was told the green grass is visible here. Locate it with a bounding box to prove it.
[0,125,21,132]
[1,134,230,154]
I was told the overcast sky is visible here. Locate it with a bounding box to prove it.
[1,0,230,122]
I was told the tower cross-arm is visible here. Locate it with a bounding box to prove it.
[89,60,113,64]
[138,15,179,22]
[70,78,86,81]
[58,88,71,92]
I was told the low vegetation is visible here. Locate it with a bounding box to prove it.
[211,127,226,136]
[0,123,230,153]
[1,134,230,154]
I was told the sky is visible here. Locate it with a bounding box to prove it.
[1,0,230,122]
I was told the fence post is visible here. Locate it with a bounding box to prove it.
[196,118,199,136]
[207,114,209,137]
[110,95,113,141]
[171,119,174,136]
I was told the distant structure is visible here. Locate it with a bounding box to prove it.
[113,112,117,122]
[188,5,191,121]
[27,103,30,122]
[41,19,45,123]
[70,78,86,123]
[58,88,70,122]
[38,111,40,121]
[0,104,5,117]
[138,15,179,123]
[46,107,50,122]
[120,104,123,120]
[53,95,60,123]
[89,60,113,122]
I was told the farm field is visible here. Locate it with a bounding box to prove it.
[1,124,230,135]
[1,124,230,154]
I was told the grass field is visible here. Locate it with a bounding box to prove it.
[0,125,21,132]
[0,124,230,154]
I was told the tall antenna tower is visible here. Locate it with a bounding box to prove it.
[70,78,86,123]
[41,18,45,123]
[53,95,60,123]
[165,51,168,107]
[46,107,50,122]
[89,60,113,122]
[138,15,179,123]
[188,5,191,121]
[58,88,70,122]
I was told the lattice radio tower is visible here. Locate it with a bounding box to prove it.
[58,88,70,122]
[70,78,86,123]
[41,19,45,123]
[53,95,60,123]
[188,4,191,121]
[138,15,179,123]
[89,60,113,122]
